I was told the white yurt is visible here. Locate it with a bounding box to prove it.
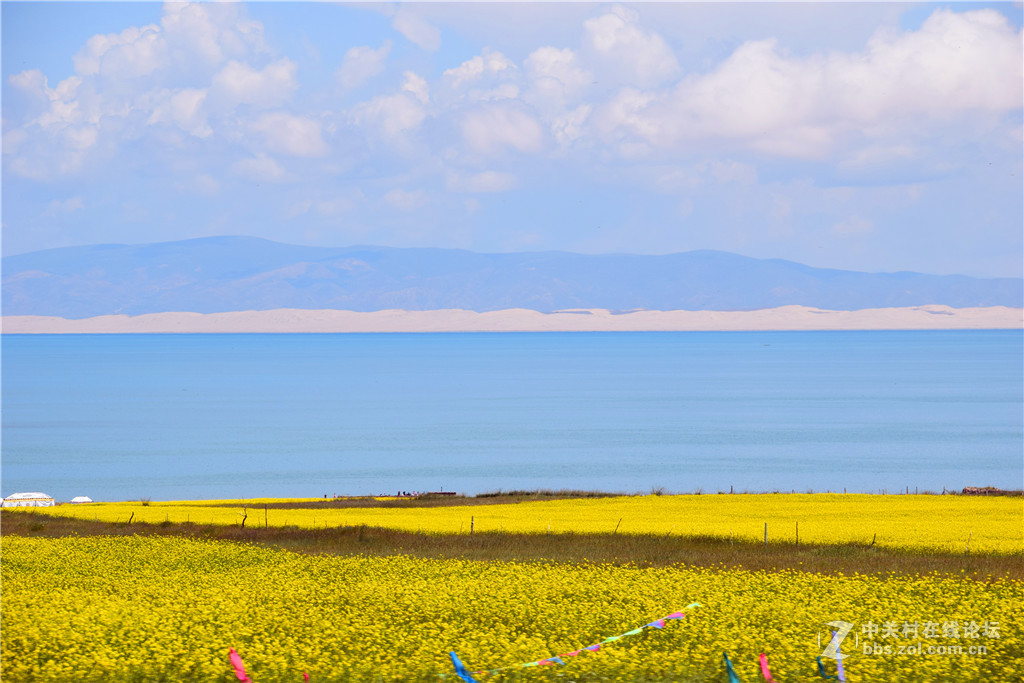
[2,492,55,508]
[70,496,94,504]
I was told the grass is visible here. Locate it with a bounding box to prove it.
[31,492,1024,554]
[3,508,1020,580]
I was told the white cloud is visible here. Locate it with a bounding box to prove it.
[593,8,1023,160]
[444,48,516,88]
[402,71,430,105]
[250,113,327,157]
[591,87,656,145]
[351,93,426,138]
[771,196,792,220]
[384,188,428,210]
[211,58,298,109]
[2,128,28,156]
[583,5,680,88]
[161,2,266,68]
[285,198,313,219]
[832,216,874,236]
[147,88,211,138]
[460,105,544,155]
[446,170,517,193]
[316,193,362,216]
[43,197,85,218]
[5,71,99,177]
[524,47,592,113]
[177,173,220,196]
[550,104,592,147]
[161,2,225,65]
[3,2,284,180]
[467,83,521,103]
[840,144,917,169]
[70,3,265,84]
[839,9,1022,122]
[73,24,163,79]
[392,9,441,52]
[705,160,758,185]
[232,154,288,183]
[337,41,391,90]
[9,69,49,94]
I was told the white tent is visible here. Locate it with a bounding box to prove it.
[2,492,55,508]
[70,496,94,504]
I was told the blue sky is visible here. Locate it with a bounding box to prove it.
[2,2,1021,277]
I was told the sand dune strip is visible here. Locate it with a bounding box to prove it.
[3,305,1021,334]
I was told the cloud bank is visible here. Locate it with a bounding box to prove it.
[3,3,1021,277]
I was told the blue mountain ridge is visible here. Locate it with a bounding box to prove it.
[2,236,1021,319]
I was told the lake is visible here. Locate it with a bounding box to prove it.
[2,331,1020,501]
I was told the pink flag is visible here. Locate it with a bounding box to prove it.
[584,644,601,652]
[229,648,252,683]
[561,650,582,657]
[664,612,686,620]
[759,652,777,682]
[303,673,310,681]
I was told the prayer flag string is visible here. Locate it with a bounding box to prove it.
[817,656,838,679]
[445,603,701,679]
[229,648,253,683]
[723,652,742,683]
[229,603,859,683]
[449,652,478,683]
[833,631,847,683]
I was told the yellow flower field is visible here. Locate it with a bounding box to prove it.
[2,535,1019,682]
[27,494,1024,554]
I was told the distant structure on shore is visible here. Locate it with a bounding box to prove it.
[2,492,55,507]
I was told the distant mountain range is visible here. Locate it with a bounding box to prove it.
[2,236,1021,319]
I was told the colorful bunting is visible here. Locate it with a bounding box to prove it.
[228,648,252,683]
[816,656,838,679]
[440,604,701,679]
[832,632,847,683]
[228,600,863,683]
[723,652,743,683]
[449,652,478,683]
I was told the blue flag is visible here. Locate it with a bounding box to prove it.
[449,652,478,683]
[816,656,838,680]
[723,652,742,683]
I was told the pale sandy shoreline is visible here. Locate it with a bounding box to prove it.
[2,305,1021,333]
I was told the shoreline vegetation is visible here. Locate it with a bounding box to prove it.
[193,485,1024,508]
[3,304,1022,333]
[5,491,1021,580]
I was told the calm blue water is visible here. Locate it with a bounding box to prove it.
[2,331,1021,501]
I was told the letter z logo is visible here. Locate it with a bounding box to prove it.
[821,621,854,660]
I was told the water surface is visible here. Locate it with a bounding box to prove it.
[3,331,1020,500]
